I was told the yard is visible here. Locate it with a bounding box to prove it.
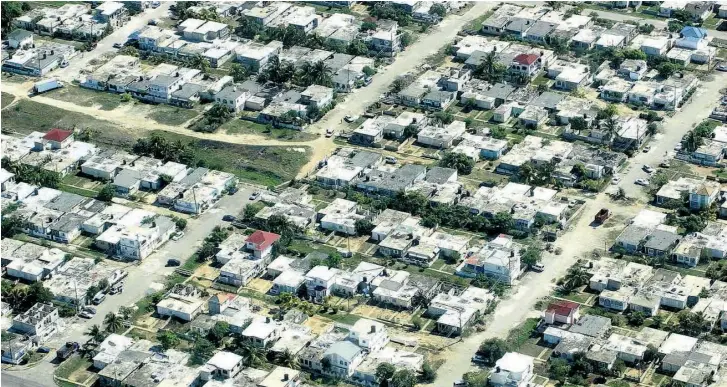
[146,106,202,126]
[60,172,104,198]
[54,355,96,386]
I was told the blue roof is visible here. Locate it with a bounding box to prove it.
[680,26,707,39]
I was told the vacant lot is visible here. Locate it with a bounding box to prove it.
[44,85,123,110]
[149,130,311,187]
[220,119,319,142]
[2,99,123,139]
[147,106,202,126]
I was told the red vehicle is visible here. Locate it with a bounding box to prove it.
[594,208,611,223]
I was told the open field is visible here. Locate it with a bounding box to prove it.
[220,119,320,142]
[1,92,15,109]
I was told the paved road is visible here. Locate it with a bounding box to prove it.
[3,185,258,386]
[434,71,727,386]
[1,373,48,387]
[586,8,727,41]
[55,3,172,82]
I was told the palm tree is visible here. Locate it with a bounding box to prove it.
[275,350,299,369]
[235,343,265,367]
[86,324,106,344]
[104,312,123,333]
[519,162,535,184]
[296,61,314,86]
[310,61,332,87]
[188,54,210,74]
[562,266,590,291]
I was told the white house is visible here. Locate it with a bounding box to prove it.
[488,352,534,387]
[347,319,389,352]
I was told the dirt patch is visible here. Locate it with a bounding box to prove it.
[352,304,412,325]
[303,315,335,335]
[193,264,219,281]
[246,278,273,294]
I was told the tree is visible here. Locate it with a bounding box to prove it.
[391,369,416,387]
[521,246,542,268]
[363,66,376,77]
[355,219,375,236]
[545,1,563,10]
[411,316,423,330]
[86,324,106,344]
[1,214,25,238]
[188,54,210,74]
[229,63,248,82]
[628,311,646,326]
[97,184,115,202]
[191,338,216,365]
[208,321,230,345]
[676,311,709,337]
[360,21,378,32]
[104,312,123,333]
[325,253,342,269]
[429,3,446,17]
[391,78,406,93]
[439,152,475,175]
[657,62,680,78]
[462,371,488,387]
[348,39,369,56]
[491,212,513,233]
[235,342,265,367]
[548,358,571,383]
[274,349,299,369]
[420,360,437,382]
[477,338,509,366]
[570,116,588,134]
[431,111,454,125]
[650,314,664,328]
[376,362,396,384]
[562,265,590,292]
[474,51,507,83]
[157,330,180,351]
[28,282,53,305]
[400,31,413,48]
[1,2,27,36]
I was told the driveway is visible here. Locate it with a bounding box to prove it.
[3,184,257,386]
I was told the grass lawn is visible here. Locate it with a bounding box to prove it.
[506,318,539,350]
[147,106,201,126]
[322,311,362,325]
[702,15,722,30]
[54,355,92,380]
[464,10,494,31]
[58,183,99,198]
[220,119,319,142]
[148,130,311,188]
[1,92,15,109]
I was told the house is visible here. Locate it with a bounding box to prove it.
[93,334,134,370]
[509,53,541,78]
[544,300,581,325]
[318,198,363,235]
[323,341,365,378]
[272,270,306,295]
[350,116,393,146]
[673,222,727,266]
[254,203,316,229]
[246,230,281,259]
[353,347,423,387]
[427,287,493,335]
[2,43,76,76]
[155,284,204,322]
[416,121,467,148]
[600,78,632,102]
[659,1,685,17]
[300,85,334,109]
[518,105,548,128]
[452,133,508,161]
[685,2,714,21]
[219,257,261,287]
[488,352,534,387]
[315,149,381,188]
[8,29,33,49]
[356,164,427,197]
[305,265,340,302]
[259,367,302,387]
[456,234,523,285]
[619,59,648,81]
[200,351,244,381]
[552,63,591,91]
[348,319,389,352]
[2,339,29,365]
[241,318,282,348]
[11,303,59,341]
[641,36,672,57]
[689,181,721,210]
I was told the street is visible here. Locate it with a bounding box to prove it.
[433,71,727,386]
[3,184,258,386]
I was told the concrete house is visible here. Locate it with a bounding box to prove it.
[11,303,59,341]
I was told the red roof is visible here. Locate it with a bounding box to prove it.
[513,53,539,66]
[246,230,281,250]
[42,128,73,142]
[546,301,580,317]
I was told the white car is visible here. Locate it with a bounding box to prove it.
[642,145,651,153]
[635,178,649,186]
[674,143,683,151]
[171,232,184,241]
[611,176,621,184]
[642,165,655,174]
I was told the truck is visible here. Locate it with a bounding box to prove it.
[56,342,79,361]
[32,78,63,95]
[594,208,611,224]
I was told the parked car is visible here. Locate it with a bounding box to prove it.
[642,145,651,153]
[717,62,727,72]
[92,291,106,305]
[594,208,611,223]
[660,161,671,168]
[151,1,161,7]
[249,191,260,200]
[674,143,683,151]
[635,178,649,186]
[532,263,545,272]
[611,176,621,184]
[56,342,79,361]
[228,186,238,195]
[109,283,123,295]
[171,231,184,241]
[325,128,334,137]
[166,258,181,267]
[344,115,359,123]
[222,214,236,222]
[79,311,94,319]
[112,43,123,49]
[385,156,397,164]
[82,306,96,315]
[642,165,655,173]
[471,354,487,363]
[37,346,51,353]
